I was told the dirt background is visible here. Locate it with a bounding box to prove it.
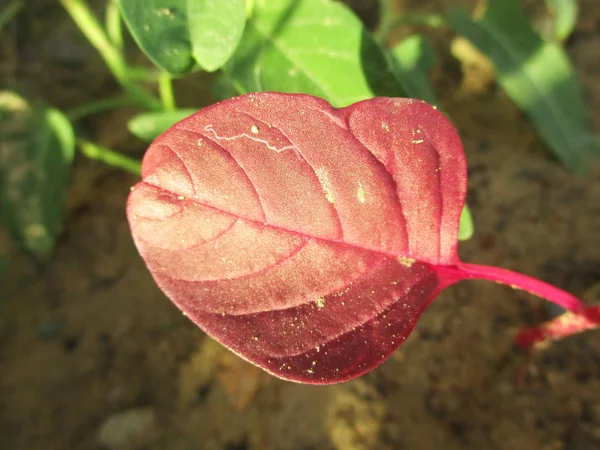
[1,0,600,449]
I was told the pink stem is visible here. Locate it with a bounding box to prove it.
[514,307,600,348]
[434,262,587,313]
[433,262,599,348]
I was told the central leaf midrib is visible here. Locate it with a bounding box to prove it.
[140,179,417,263]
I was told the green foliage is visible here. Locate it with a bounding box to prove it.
[0,0,23,34]
[225,0,405,107]
[76,139,142,175]
[545,0,577,41]
[211,73,238,101]
[118,0,247,75]
[0,92,75,259]
[188,0,247,72]
[119,0,194,76]
[458,206,474,241]
[388,34,438,106]
[449,0,599,172]
[127,109,197,142]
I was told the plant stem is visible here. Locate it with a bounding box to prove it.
[105,0,123,51]
[77,138,141,175]
[434,262,600,348]
[374,0,396,44]
[67,95,138,120]
[437,262,586,313]
[158,73,176,111]
[60,0,160,111]
[0,0,23,34]
[374,0,445,45]
[246,0,255,18]
[515,306,600,348]
[127,66,161,82]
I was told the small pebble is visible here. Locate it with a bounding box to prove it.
[97,407,156,450]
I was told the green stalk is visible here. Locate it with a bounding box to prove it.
[374,0,445,45]
[67,95,138,120]
[127,66,161,82]
[77,138,142,175]
[105,0,123,50]
[158,73,176,111]
[0,0,23,34]
[245,0,255,18]
[60,0,160,110]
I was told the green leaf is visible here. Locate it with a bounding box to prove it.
[458,205,474,241]
[119,0,194,76]
[211,73,239,101]
[545,0,577,42]
[127,109,197,142]
[188,0,247,72]
[225,0,405,107]
[388,34,438,105]
[0,92,75,259]
[449,0,599,171]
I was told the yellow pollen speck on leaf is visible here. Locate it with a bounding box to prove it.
[251,125,259,134]
[315,297,325,309]
[156,8,172,16]
[314,167,335,204]
[357,182,366,203]
[398,257,415,268]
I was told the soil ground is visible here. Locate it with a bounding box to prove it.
[1,1,600,449]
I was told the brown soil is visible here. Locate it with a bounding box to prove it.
[1,1,600,449]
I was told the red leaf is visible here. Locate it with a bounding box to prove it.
[127,93,598,384]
